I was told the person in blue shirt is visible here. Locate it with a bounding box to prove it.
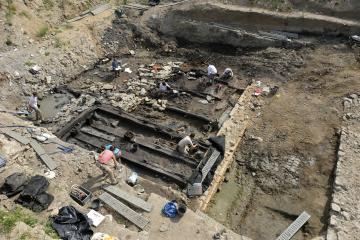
[105,144,121,160]
[112,58,121,77]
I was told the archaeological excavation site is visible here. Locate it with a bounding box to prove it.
[0,0,360,239]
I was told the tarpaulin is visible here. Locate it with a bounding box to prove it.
[15,175,53,212]
[0,172,28,197]
[51,205,93,240]
[208,136,225,154]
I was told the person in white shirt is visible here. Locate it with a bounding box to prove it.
[207,65,217,77]
[159,81,171,92]
[221,68,233,80]
[176,133,197,155]
[28,92,43,122]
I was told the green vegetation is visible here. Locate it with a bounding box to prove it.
[54,37,63,48]
[42,0,54,10]
[64,23,73,29]
[249,0,292,11]
[19,232,32,240]
[19,10,31,19]
[44,221,58,238]
[36,25,49,38]
[84,0,93,8]
[122,0,128,5]
[24,60,35,66]
[5,0,16,25]
[0,208,38,234]
[45,51,50,56]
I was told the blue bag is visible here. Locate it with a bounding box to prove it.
[162,201,178,218]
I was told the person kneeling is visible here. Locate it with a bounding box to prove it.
[176,133,197,156]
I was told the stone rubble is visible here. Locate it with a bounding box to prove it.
[326,93,360,240]
[43,61,184,128]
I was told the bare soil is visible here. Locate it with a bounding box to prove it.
[208,43,360,239]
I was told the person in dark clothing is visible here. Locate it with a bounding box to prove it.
[112,58,121,77]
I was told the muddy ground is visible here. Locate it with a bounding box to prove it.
[207,42,360,239]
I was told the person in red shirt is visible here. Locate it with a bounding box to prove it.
[96,145,119,185]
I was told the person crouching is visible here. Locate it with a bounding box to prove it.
[96,145,119,185]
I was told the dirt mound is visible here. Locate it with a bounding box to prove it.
[220,0,360,20]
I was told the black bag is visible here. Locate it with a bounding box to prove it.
[15,175,54,212]
[0,172,28,197]
[51,206,93,240]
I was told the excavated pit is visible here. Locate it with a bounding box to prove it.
[32,5,359,237]
[48,55,248,197]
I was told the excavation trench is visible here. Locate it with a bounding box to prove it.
[44,55,248,198]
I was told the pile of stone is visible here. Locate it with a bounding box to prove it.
[52,94,96,126]
[126,78,156,97]
[343,93,360,120]
[144,98,168,111]
[109,93,142,112]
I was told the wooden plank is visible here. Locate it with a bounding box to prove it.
[30,140,58,170]
[91,122,126,138]
[104,186,153,212]
[271,30,299,39]
[67,15,87,23]
[90,122,198,167]
[74,133,187,186]
[99,192,149,229]
[1,129,30,145]
[214,79,246,92]
[97,106,183,141]
[166,106,213,123]
[123,3,150,10]
[180,89,222,101]
[135,140,198,168]
[90,4,111,15]
[56,106,97,139]
[258,31,290,41]
[81,126,115,142]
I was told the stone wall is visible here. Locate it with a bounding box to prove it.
[327,93,360,240]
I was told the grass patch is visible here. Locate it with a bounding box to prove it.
[84,0,93,8]
[64,23,73,30]
[5,0,16,25]
[7,0,16,12]
[36,25,49,38]
[24,60,35,66]
[54,37,63,48]
[0,207,38,234]
[45,51,50,56]
[19,232,32,240]
[19,10,31,19]
[44,221,58,238]
[250,0,292,11]
[42,0,54,10]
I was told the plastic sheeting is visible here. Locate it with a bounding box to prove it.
[51,206,93,240]
[162,201,178,218]
[0,172,28,197]
[208,136,225,154]
[15,175,54,212]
